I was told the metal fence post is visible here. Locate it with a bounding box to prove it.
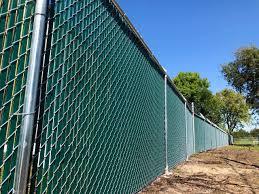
[164,74,169,174]
[191,102,195,153]
[14,0,48,193]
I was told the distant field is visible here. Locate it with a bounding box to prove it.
[229,144,259,151]
[233,137,259,146]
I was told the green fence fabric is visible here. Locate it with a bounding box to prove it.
[194,116,206,153]
[167,86,186,168]
[0,0,35,193]
[212,125,217,149]
[0,0,230,193]
[204,121,212,151]
[28,0,165,193]
[194,115,228,153]
[186,108,194,157]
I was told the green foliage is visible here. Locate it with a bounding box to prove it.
[232,129,251,138]
[173,72,222,125]
[232,128,259,139]
[216,89,250,133]
[250,128,259,137]
[173,72,209,112]
[173,73,251,132]
[204,94,224,126]
[173,72,210,105]
[221,46,259,110]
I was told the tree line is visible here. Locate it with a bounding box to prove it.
[232,128,259,139]
[173,46,259,136]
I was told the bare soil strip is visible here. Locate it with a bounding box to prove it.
[140,146,259,194]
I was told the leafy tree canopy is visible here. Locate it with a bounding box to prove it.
[250,128,259,138]
[232,129,251,138]
[215,89,250,134]
[173,72,220,124]
[221,46,259,110]
[232,128,259,139]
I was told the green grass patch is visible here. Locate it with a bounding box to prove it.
[234,139,253,145]
[233,137,259,146]
[227,145,259,151]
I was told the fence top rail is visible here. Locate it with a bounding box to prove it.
[110,0,227,131]
[109,0,189,105]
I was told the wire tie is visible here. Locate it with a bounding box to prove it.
[14,111,35,116]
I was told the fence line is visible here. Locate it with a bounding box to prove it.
[0,0,230,193]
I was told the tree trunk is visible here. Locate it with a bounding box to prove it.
[228,133,233,145]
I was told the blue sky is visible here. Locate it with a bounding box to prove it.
[116,0,259,94]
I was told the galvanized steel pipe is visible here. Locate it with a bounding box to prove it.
[14,0,48,193]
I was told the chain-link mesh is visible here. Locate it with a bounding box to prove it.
[0,0,231,192]
[186,107,194,157]
[0,0,35,193]
[212,125,217,149]
[167,85,186,168]
[204,121,211,151]
[194,115,228,153]
[216,125,228,147]
[28,0,165,193]
[211,125,216,149]
[194,115,205,152]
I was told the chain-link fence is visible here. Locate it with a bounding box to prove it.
[0,0,230,193]
[0,0,35,193]
[186,106,195,157]
[195,114,228,153]
[167,85,186,168]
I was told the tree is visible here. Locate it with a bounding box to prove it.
[232,129,251,139]
[215,89,250,134]
[173,72,210,109]
[204,94,223,126]
[173,72,222,124]
[250,128,259,138]
[221,46,259,110]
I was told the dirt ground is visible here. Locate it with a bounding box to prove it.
[140,146,259,194]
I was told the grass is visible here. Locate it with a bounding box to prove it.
[235,140,251,145]
[234,139,254,145]
[229,145,259,151]
[233,137,259,148]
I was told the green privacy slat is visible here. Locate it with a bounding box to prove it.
[186,108,194,156]
[1,0,230,192]
[0,0,35,192]
[28,0,165,193]
[26,0,229,192]
[167,85,186,169]
[194,114,229,154]
[195,116,205,153]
